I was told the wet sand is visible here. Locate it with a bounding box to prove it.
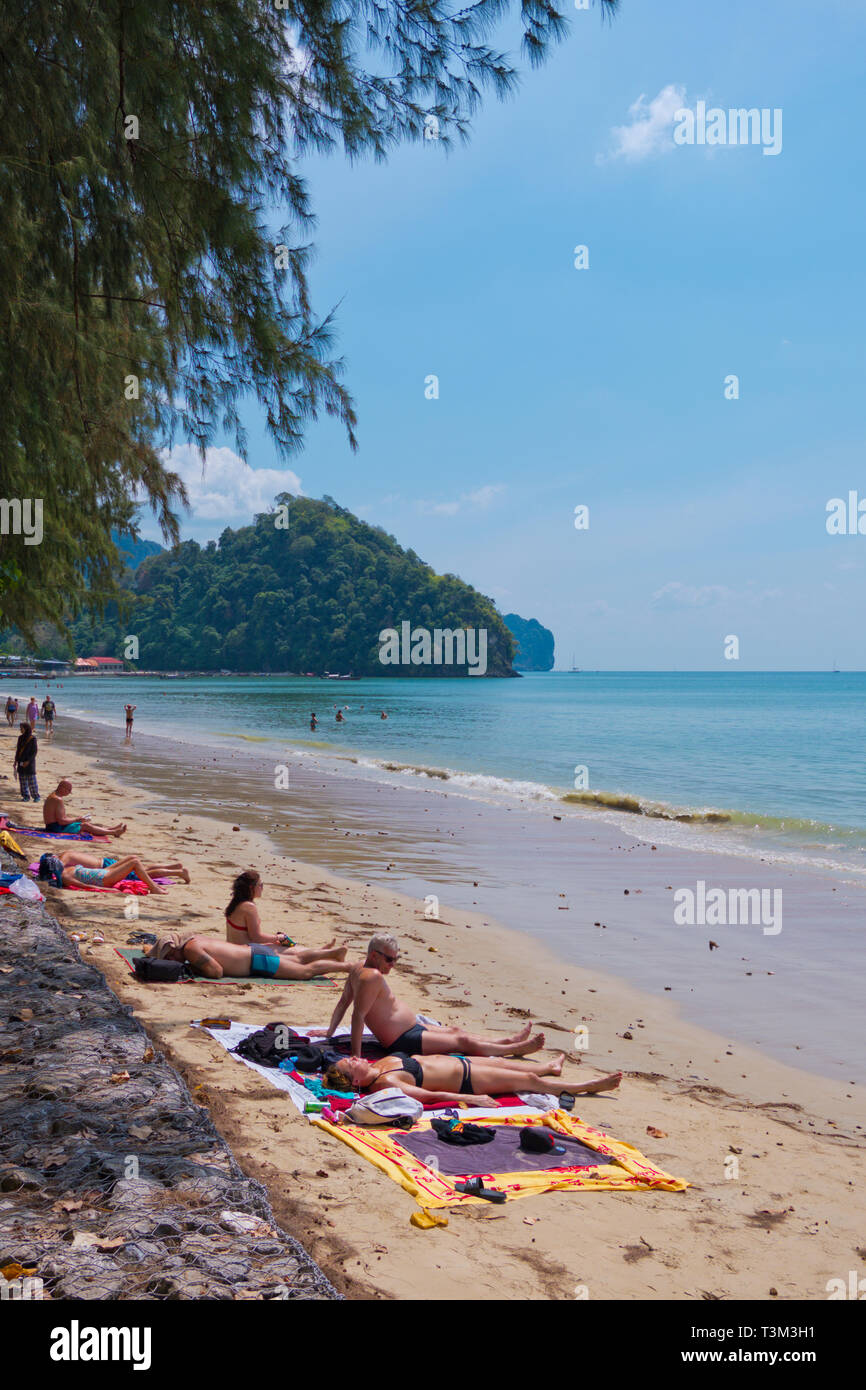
[3,717,864,1300]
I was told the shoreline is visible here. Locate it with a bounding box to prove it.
[1,717,863,1298]
[23,708,866,1087]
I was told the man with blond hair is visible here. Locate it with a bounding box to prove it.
[310,932,544,1059]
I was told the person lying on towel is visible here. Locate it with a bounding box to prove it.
[325,1052,622,1109]
[59,854,171,895]
[309,932,547,1060]
[57,847,190,885]
[150,933,354,982]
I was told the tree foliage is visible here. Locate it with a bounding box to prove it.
[36,495,516,674]
[0,1,617,633]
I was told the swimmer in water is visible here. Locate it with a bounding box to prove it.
[336,710,344,723]
[380,710,388,719]
[310,712,318,730]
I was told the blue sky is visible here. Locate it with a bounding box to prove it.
[143,0,866,670]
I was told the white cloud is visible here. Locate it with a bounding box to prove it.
[419,484,505,517]
[652,581,782,610]
[598,84,686,164]
[159,445,302,526]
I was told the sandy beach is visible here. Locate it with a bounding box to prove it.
[3,715,863,1301]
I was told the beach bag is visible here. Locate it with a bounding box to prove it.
[133,957,184,983]
[345,1088,423,1126]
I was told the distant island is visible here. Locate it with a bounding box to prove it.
[2,497,520,677]
[503,614,555,671]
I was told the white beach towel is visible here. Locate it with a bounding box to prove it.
[195,1020,544,1120]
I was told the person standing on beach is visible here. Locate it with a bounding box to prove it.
[4,696,17,726]
[41,694,56,736]
[26,696,39,727]
[124,704,136,739]
[13,721,39,801]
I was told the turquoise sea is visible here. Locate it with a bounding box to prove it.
[25,669,866,879]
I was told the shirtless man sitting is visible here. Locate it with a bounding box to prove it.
[151,934,354,983]
[43,781,127,838]
[309,933,545,1059]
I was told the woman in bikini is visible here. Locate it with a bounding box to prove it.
[59,854,170,895]
[224,869,348,966]
[325,1053,622,1109]
[56,847,190,882]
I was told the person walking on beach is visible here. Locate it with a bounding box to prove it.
[40,694,56,736]
[151,933,354,982]
[26,696,39,727]
[124,704,136,739]
[4,696,17,726]
[13,722,39,801]
[42,780,127,838]
[309,933,547,1060]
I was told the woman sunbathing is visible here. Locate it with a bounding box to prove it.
[60,854,173,895]
[325,1053,622,1109]
[58,847,190,883]
[224,869,349,965]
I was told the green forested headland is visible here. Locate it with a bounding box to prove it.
[4,497,517,676]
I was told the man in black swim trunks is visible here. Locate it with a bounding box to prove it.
[309,932,546,1060]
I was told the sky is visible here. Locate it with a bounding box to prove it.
[140,0,866,671]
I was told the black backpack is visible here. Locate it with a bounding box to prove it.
[133,956,185,983]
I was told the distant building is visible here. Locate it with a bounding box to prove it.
[75,656,124,669]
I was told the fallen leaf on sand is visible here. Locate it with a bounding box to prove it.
[109,1071,130,1084]
[646,1126,667,1138]
[523,1217,537,1225]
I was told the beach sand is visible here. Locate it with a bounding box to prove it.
[3,719,863,1301]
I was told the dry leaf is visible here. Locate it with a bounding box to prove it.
[142,1047,154,1062]
[2,1261,36,1280]
[109,1071,130,1084]
[0,966,14,974]
[96,1237,125,1252]
[67,1231,100,1249]
[128,1125,152,1140]
[16,1008,33,1021]
[646,1126,668,1139]
[54,1199,84,1214]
